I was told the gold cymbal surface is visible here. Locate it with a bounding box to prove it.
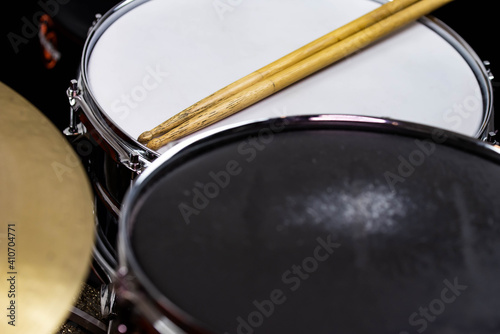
[0,82,95,334]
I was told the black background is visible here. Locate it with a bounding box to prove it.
[1,0,499,133]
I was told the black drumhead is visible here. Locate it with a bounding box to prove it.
[126,120,500,334]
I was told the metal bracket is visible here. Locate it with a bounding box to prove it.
[487,130,499,145]
[100,283,117,320]
[484,60,495,81]
[64,79,84,136]
[128,151,144,175]
[88,14,103,36]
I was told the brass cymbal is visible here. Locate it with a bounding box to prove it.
[0,82,95,334]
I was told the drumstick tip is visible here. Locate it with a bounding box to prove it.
[146,138,162,150]
[138,131,153,143]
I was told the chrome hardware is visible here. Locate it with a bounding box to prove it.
[128,151,147,184]
[64,79,84,136]
[487,130,499,145]
[129,151,143,173]
[100,283,116,319]
[483,61,495,81]
[63,74,156,172]
[93,13,103,25]
[67,79,80,106]
[88,14,103,35]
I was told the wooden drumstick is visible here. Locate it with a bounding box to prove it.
[146,0,454,150]
[137,0,421,143]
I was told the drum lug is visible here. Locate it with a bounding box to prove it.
[483,60,495,81]
[64,79,84,136]
[486,130,499,145]
[127,151,148,176]
[88,14,103,35]
[67,79,80,107]
[129,151,141,169]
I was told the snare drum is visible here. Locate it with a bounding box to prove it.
[66,0,494,269]
[114,115,500,334]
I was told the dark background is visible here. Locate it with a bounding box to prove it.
[1,0,499,133]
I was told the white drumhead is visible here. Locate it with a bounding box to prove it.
[88,0,485,153]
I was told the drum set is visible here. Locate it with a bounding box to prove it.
[4,0,500,333]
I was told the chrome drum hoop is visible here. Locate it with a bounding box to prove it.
[72,0,158,175]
